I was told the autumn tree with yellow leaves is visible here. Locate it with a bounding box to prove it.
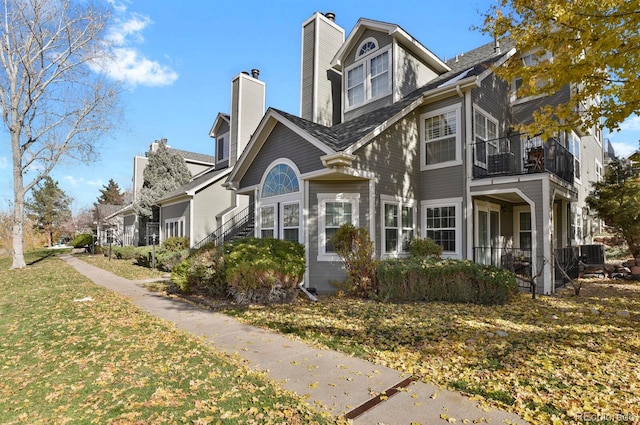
[482,0,639,136]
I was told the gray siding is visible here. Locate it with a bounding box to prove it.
[396,45,439,98]
[343,29,393,66]
[417,97,466,201]
[472,73,512,132]
[512,85,571,125]
[300,20,315,121]
[344,94,394,121]
[239,123,326,188]
[124,215,135,227]
[353,110,421,254]
[161,201,190,240]
[191,179,234,246]
[307,180,370,293]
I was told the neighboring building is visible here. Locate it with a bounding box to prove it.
[94,204,124,246]
[118,139,215,246]
[156,70,265,248]
[226,12,605,294]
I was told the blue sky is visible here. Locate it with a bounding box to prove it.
[1,0,638,212]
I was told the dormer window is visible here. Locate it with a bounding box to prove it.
[216,132,229,163]
[345,38,391,109]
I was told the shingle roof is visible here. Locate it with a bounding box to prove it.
[171,148,215,164]
[272,40,513,152]
[158,166,230,202]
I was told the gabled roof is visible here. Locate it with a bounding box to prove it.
[158,166,232,204]
[331,18,450,74]
[172,148,215,165]
[209,112,230,138]
[228,40,513,187]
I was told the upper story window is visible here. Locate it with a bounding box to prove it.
[345,38,391,109]
[513,51,553,99]
[568,131,581,181]
[473,107,499,168]
[216,132,229,162]
[420,105,462,170]
[262,163,300,198]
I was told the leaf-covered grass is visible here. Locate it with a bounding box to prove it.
[76,253,167,281]
[226,280,640,424]
[0,251,339,424]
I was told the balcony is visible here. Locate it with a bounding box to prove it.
[472,134,575,184]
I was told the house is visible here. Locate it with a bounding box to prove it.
[155,70,265,248]
[225,12,604,294]
[117,139,215,246]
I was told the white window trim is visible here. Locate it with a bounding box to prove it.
[421,198,463,259]
[356,37,380,58]
[380,194,416,258]
[420,105,463,171]
[595,158,603,182]
[344,44,392,112]
[472,105,499,168]
[569,131,581,184]
[317,193,360,262]
[216,131,230,163]
[280,200,302,243]
[259,204,276,239]
[513,206,532,250]
[164,217,185,239]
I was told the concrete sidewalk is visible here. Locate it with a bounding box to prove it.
[60,255,527,425]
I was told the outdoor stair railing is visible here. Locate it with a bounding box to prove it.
[191,202,255,250]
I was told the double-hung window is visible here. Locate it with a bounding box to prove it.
[382,196,415,256]
[422,198,462,258]
[318,193,359,261]
[421,106,461,169]
[568,131,581,181]
[345,38,390,109]
[473,108,498,168]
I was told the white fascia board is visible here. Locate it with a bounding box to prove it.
[186,168,233,196]
[209,113,230,138]
[476,47,518,84]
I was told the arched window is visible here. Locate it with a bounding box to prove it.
[357,39,378,57]
[262,163,300,198]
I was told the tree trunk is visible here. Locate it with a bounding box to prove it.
[11,151,26,268]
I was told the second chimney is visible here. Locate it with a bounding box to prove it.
[251,68,260,79]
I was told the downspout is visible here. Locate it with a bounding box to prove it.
[299,281,318,302]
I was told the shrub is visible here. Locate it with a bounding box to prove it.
[377,258,518,305]
[113,246,136,260]
[156,249,190,272]
[134,246,153,267]
[171,260,192,292]
[187,246,227,297]
[331,224,378,298]
[71,233,93,248]
[162,237,190,252]
[225,238,305,304]
[409,237,443,259]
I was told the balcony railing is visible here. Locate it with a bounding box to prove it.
[473,246,533,290]
[472,134,575,184]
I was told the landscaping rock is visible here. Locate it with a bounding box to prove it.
[589,308,600,315]
[617,310,630,318]
[496,330,509,338]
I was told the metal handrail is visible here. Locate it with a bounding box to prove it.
[192,202,255,250]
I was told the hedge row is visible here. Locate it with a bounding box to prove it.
[377,257,518,305]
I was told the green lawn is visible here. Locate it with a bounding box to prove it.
[226,281,640,424]
[76,252,167,281]
[0,251,339,424]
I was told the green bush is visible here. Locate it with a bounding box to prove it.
[409,237,443,259]
[71,233,93,248]
[113,246,136,260]
[377,258,517,305]
[162,237,190,252]
[156,249,190,272]
[134,246,153,267]
[225,238,305,304]
[331,224,378,298]
[171,260,192,292]
[187,246,227,297]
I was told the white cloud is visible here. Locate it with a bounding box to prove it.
[0,157,7,170]
[611,142,636,158]
[92,2,178,87]
[619,114,640,132]
[62,175,81,186]
[87,180,104,187]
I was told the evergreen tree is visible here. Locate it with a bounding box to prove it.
[97,179,125,205]
[134,140,192,222]
[586,157,640,258]
[25,177,72,247]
